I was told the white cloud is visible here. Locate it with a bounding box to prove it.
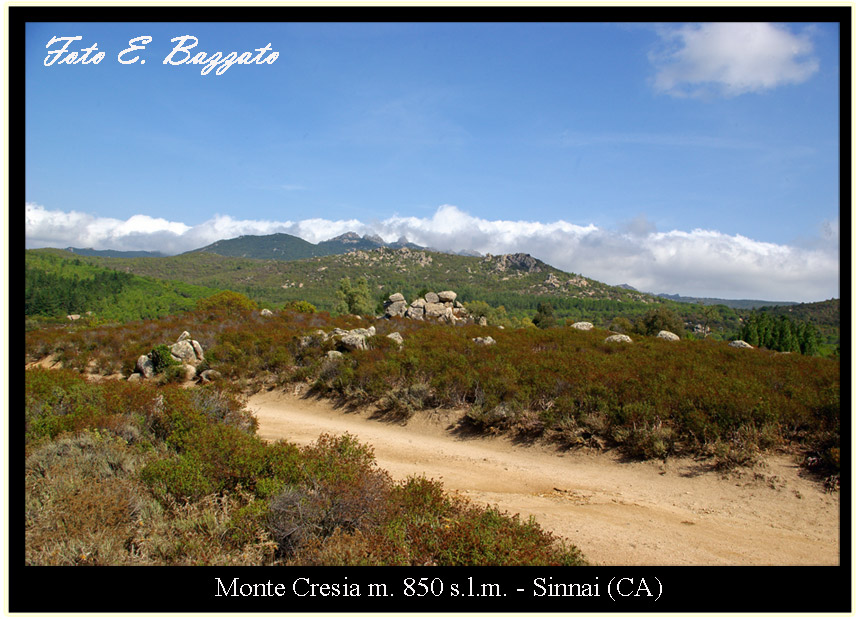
[650,22,819,98]
[24,202,839,303]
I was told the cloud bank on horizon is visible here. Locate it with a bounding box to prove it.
[25,202,839,304]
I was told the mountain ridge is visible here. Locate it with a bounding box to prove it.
[41,231,830,309]
[63,247,169,259]
[188,231,428,261]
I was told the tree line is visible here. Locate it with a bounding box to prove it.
[25,266,131,316]
[735,311,821,356]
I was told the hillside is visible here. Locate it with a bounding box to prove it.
[64,247,168,258]
[189,231,426,261]
[657,293,798,310]
[750,298,841,356]
[26,246,689,324]
[755,298,840,328]
[25,250,221,324]
[24,246,838,350]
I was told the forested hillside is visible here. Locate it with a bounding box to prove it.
[24,247,839,354]
[25,247,714,327]
[25,251,220,325]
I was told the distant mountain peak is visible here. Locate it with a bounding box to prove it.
[328,232,363,243]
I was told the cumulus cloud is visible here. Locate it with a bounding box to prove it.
[650,22,819,98]
[24,202,838,303]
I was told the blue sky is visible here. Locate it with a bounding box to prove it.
[24,19,842,302]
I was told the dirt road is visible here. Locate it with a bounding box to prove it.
[250,389,839,566]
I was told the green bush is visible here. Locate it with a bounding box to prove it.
[148,344,179,374]
[196,290,258,313]
[633,307,685,337]
[283,300,317,314]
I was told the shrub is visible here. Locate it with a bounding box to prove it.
[267,434,393,558]
[196,290,258,314]
[609,316,634,334]
[148,344,179,374]
[633,307,685,337]
[378,381,433,419]
[25,429,152,565]
[284,300,317,314]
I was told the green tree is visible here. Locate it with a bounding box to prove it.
[609,316,634,334]
[335,277,375,316]
[533,302,556,329]
[633,307,685,337]
[698,306,717,339]
[799,323,820,356]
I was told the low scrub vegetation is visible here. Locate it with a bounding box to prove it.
[25,303,840,483]
[24,368,585,565]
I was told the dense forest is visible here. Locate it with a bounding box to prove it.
[736,311,824,356]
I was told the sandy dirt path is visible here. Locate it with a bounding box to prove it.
[250,389,839,566]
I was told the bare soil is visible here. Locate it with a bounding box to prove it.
[249,388,840,566]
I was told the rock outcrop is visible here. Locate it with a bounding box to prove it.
[484,253,542,273]
[383,290,469,324]
[656,330,680,341]
[729,340,754,349]
[129,332,206,381]
[170,340,199,364]
[339,333,368,351]
[571,322,594,331]
[472,336,496,346]
[306,326,388,354]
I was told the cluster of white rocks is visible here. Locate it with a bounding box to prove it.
[299,325,405,357]
[383,290,470,324]
[129,331,221,383]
